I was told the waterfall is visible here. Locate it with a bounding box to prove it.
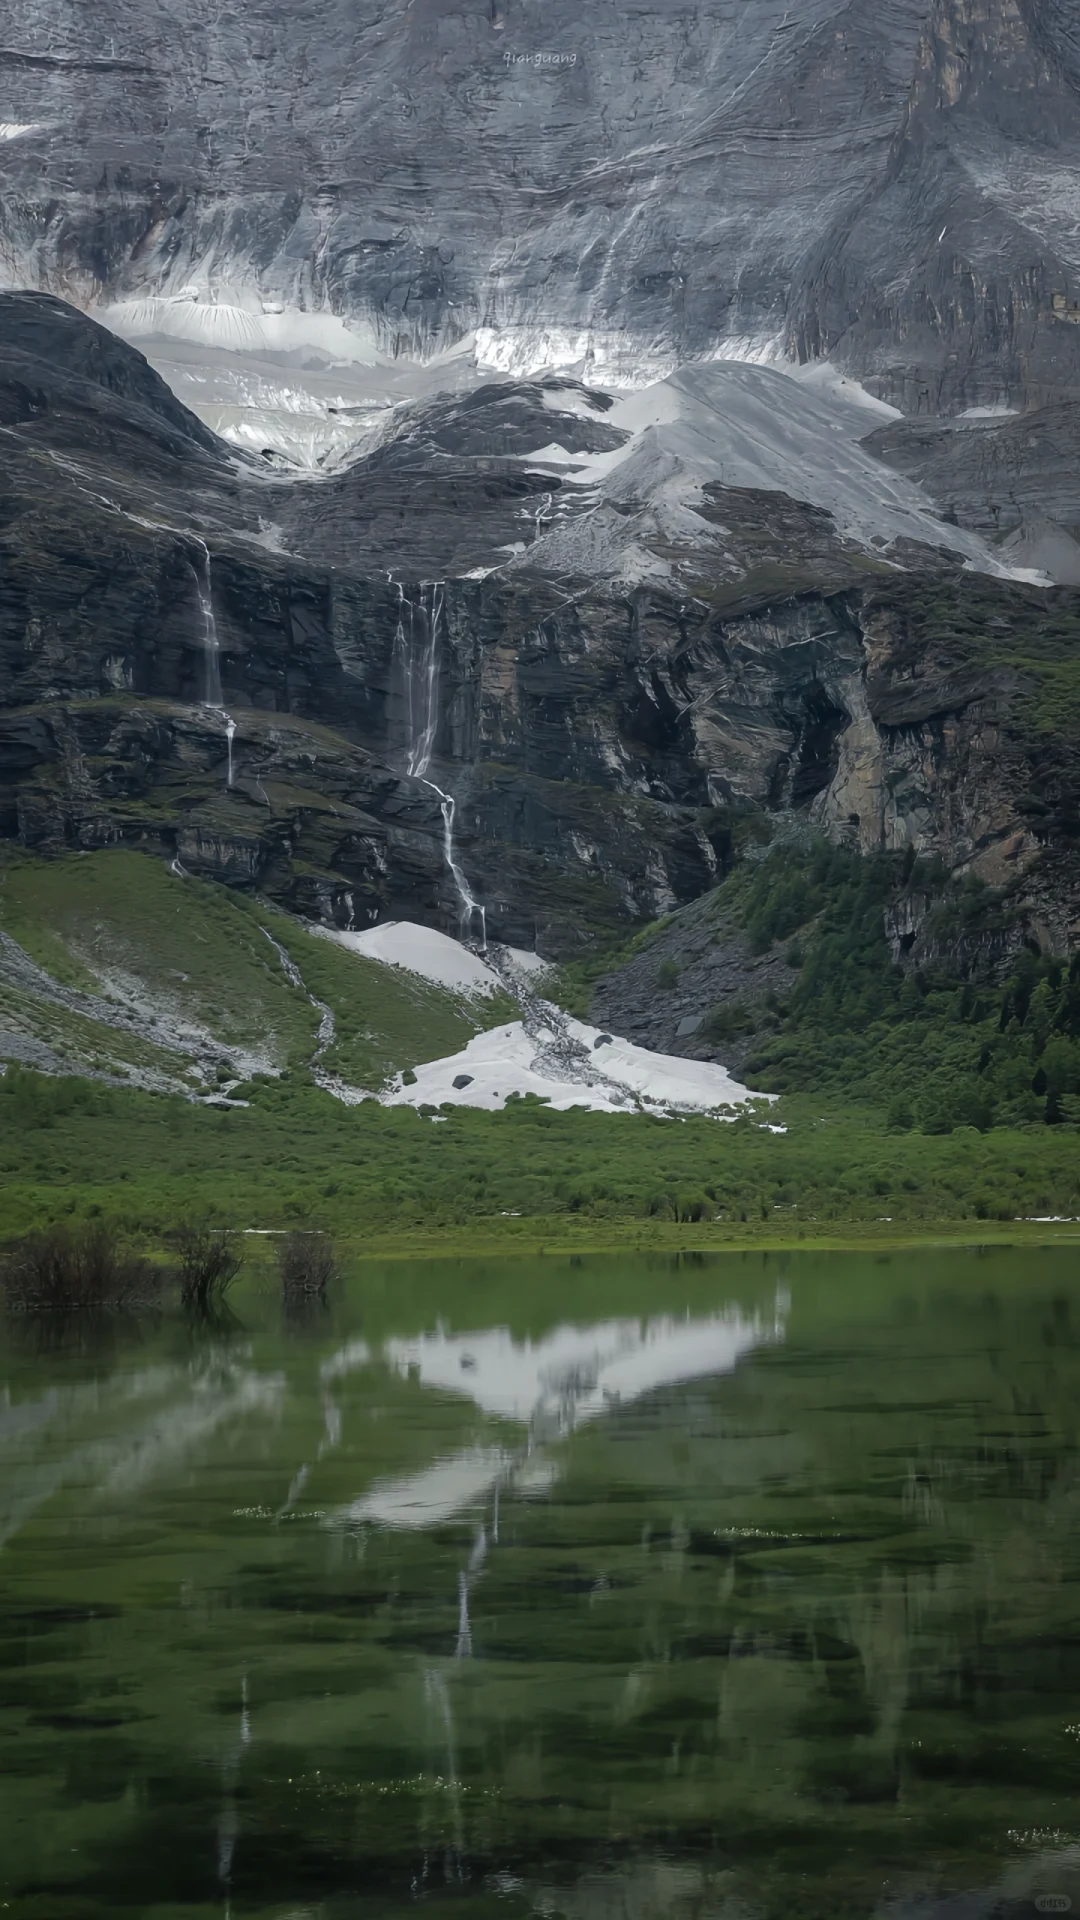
[191,539,224,707]
[190,540,238,792]
[394,579,486,947]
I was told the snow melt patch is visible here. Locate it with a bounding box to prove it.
[384,1016,760,1118]
[101,297,382,365]
[313,920,503,997]
[525,362,1010,577]
[313,920,551,1000]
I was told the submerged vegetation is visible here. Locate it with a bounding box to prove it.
[172,1217,244,1309]
[0,1221,160,1311]
[278,1229,336,1300]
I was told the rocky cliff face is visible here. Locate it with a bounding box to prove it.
[1,294,1077,968]
[2,0,1080,408]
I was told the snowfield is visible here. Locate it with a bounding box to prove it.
[383,1017,759,1117]
[519,363,1049,586]
[316,919,767,1120]
[314,920,506,996]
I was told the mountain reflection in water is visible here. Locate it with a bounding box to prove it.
[1,1248,1079,1920]
[329,1304,782,1529]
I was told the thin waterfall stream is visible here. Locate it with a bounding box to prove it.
[190,539,238,790]
[394,579,486,947]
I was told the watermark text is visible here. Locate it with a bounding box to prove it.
[503,50,578,67]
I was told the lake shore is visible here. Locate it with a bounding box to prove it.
[349,1214,1080,1260]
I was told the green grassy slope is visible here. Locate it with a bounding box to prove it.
[0,849,509,1094]
[2,847,1079,1247]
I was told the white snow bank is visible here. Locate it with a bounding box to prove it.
[314,920,761,1117]
[101,297,383,365]
[313,920,550,999]
[504,947,553,982]
[313,920,503,996]
[525,362,1019,582]
[383,1015,762,1117]
[129,331,489,469]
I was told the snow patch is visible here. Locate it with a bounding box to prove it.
[313,920,503,997]
[101,297,383,365]
[475,325,679,387]
[383,1016,761,1118]
[519,361,1033,585]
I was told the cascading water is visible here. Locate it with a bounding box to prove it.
[190,539,238,791]
[394,579,486,947]
[191,539,223,708]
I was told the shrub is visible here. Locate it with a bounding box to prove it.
[172,1219,242,1308]
[0,1223,158,1311]
[278,1231,335,1300]
[657,960,680,988]
[706,1000,757,1043]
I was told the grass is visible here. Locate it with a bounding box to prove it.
[2,847,1080,1252]
[0,848,512,1090]
[0,1067,1078,1248]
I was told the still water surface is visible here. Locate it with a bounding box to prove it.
[2,1247,1080,1919]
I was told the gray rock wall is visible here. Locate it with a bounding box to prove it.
[3,0,1080,404]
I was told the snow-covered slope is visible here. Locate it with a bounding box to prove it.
[516,364,1047,587]
[317,919,765,1119]
[382,1016,759,1117]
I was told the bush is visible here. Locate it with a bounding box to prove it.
[657,960,680,988]
[172,1219,242,1308]
[278,1231,335,1300]
[706,1000,757,1043]
[0,1223,158,1311]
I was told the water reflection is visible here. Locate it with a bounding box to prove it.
[328,1304,782,1531]
[0,1353,284,1551]
[2,1251,1079,1920]
[382,1304,783,1432]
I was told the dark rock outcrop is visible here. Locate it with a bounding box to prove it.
[1,293,1078,962]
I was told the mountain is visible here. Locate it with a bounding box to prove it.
[3,0,1080,415]
[2,288,1078,977]
[1,0,1079,1104]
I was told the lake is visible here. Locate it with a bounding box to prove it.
[2,1246,1079,1919]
